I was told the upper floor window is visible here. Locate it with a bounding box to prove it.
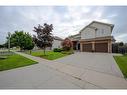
[96,29,100,35]
[102,29,105,34]
[96,29,106,37]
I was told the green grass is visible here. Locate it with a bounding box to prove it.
[0,54,37,71]
[114,54,127,78]
[29,50,71,60]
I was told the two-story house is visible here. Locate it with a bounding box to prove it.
[69,21,115,53]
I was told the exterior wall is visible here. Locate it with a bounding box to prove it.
[52,39,62,50]
[108,40,112,53]
[80,43,83,52]
[81,23,112,39]
[81,27,95,39]
[90,23,112,38]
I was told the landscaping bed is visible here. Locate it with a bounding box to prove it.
[0,54,37,71]
[114,54,127,78]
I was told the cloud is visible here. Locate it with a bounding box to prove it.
[0,6,127,44]
[57,6,111,36]
[107,14,117,18]
[115,34,127,42]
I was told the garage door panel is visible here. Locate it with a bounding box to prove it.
[95,43,108,52]
[83,43,92,52]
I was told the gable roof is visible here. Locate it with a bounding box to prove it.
[90,21,114,30]
[91,21,114,26]
[79,21,114,33]
[53,36,63,41]
[68,33,80,39]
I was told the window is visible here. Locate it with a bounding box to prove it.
[96,29,100,36]
[102,29,105,34]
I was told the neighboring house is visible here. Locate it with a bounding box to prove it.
[52,36,63,50]
[69,21,115,53]
[33,36,63,50]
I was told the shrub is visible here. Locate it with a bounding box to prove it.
[61,48,74,54]
[61,38,73,51]
[53,48,63,52]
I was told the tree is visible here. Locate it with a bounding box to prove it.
[6,31,34,51]
[118,42,125,54]
[112,43,119,53]
[33,23,53,55]
[0,44,4,49]
[119,42,124,46]
[61,38,73,51]
[22,33,35,54]
[124,43,127,53]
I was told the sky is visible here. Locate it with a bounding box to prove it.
[0,6,127,44]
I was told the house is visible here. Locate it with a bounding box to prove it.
[69,21,115,53]
[33,36,63,50]
[52,36,63,50]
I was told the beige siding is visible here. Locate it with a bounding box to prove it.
[81,27,95,39]
[81,22,112,40]
[90,23,111,37]
[52,39,62,50]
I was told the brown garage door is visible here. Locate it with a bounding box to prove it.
[83,43,92,52]
[95,43,108,52]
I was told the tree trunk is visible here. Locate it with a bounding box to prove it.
[44,47,46,56]
[30,50,32,54]
[20,47,22,52]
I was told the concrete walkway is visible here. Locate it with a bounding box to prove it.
[0,51,127,89]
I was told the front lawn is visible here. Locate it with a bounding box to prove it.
[114,54,127,78]
[0,54,37,71]
[28,50,71,60]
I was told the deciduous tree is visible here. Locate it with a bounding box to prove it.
[6,31,34,51]
[33,23,53,55]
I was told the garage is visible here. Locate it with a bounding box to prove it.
[82,43,92,52]
[95,43,108,52]
[80,39,111,53]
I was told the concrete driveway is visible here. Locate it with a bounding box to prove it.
[0,62,81,89]
[54,52,123,78]
[0,51,127,89]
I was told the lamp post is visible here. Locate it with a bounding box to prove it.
[8,32,11,52]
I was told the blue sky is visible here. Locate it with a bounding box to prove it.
[0,6,127,44]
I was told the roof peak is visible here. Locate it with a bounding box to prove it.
[90,20,114,27]
[79,20,114,33]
